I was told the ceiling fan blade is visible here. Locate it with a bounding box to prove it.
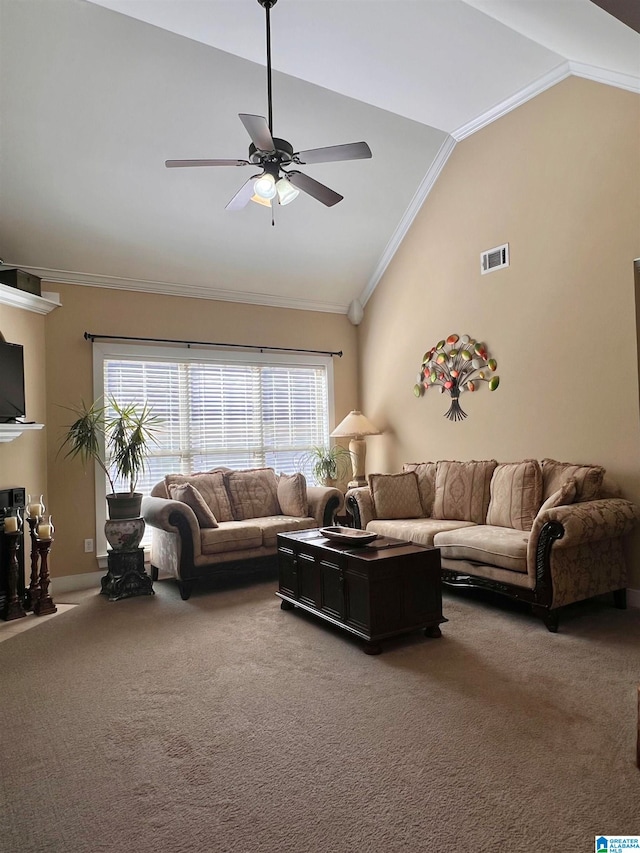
[165,159,249,168]
[287,171,343,207]
[225,176,260,211]
[294,141,372,165]
[239,114,276,153]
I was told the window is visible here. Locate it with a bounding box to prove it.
[93,343,334,557]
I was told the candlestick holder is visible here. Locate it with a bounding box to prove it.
[24,516,40,612]
[3,530,26,621]
[33,535,57,616]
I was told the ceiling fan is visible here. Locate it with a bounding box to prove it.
[165,0,372,213]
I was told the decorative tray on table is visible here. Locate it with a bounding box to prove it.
[319,526,378,546]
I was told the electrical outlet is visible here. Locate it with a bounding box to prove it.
[84,538,94,553]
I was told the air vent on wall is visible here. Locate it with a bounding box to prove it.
[481,243,509,275]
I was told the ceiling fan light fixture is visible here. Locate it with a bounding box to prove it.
[275,177,299,206]
[250,193,272,207]
[254,172,277,199]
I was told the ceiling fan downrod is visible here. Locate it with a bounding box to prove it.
[258,0,278,134]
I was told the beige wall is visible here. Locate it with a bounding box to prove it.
[359,77,640,586]
[0,302,48,501]
[44,284,358,578]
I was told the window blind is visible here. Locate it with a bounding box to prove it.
[103,356,330,499]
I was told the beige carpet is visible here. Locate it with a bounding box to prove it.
[0,575,638,853]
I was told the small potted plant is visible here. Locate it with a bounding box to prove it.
[298,445,353,487]
[59,397,161,519]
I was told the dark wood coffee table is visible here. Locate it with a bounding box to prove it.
[276,529,445,654]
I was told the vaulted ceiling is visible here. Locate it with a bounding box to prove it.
[0,0,638,316]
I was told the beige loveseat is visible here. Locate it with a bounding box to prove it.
[142,467,343,600]
[346,459,640,631]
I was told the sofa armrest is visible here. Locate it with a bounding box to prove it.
[345,487,375,530]
[142,495,202,559]
[539,498,640,548]
[526,498,640,607]
[306,486,344,527]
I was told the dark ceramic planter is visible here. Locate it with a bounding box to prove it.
[106,492,143,520]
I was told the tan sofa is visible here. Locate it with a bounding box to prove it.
[142,467,343,600]
[346,459,640,631]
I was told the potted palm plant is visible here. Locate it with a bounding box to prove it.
[298,445,353,487]
[60,397,161,520]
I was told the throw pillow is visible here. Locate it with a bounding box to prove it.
[168,483,219,529]
[536,476,577,517]
[432,460,498,524]
[541,459,605,503]
[526,477,577,573]
[224,468,280,520]
[368,472,423,519]
[277,472,308,518]
[599,474,622,499]
[402,462,437,517]
[486,460,542,531]
[165,470,234,522]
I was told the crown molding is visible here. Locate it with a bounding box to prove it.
[451,62,572,141]
[359,134,457,309]
[452,60,639,141]
[568,60,640,94]
[14,267,348,315]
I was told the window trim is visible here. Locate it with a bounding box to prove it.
[92,341,335,560]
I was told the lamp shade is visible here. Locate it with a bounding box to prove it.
[250,193,272,207]
[330,410,380,438]
[254,172,277,200]
[276,177,299,206]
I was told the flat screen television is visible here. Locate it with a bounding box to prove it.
[0,341,25,423]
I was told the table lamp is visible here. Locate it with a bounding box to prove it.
[330,410,380,489]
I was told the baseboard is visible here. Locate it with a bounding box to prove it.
[50,570,103,595]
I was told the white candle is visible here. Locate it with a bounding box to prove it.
[4,516,18,533]
[28,503,43,517]
[37,523,52,538]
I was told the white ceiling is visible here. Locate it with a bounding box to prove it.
[0,0,638,315]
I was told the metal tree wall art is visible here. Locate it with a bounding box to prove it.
[413,334,500,421]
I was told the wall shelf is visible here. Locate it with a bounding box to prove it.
[0,284,60,315]
[0,423,45,443]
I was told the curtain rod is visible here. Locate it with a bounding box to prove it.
[84,331,342,358]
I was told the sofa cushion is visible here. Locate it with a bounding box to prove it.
[277,472,308,518]
[224,468,280,520]
[200,521,263,555]
[168,483,219,529]
[432,460,498,524]
[258,515,317,547]
[165,471,234,522]
[367,518,476,547]
[368,472,423,519]
[434,525,529,574]
[402,462,437,516]
[486,460,542,531]
[541,459,605,503]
